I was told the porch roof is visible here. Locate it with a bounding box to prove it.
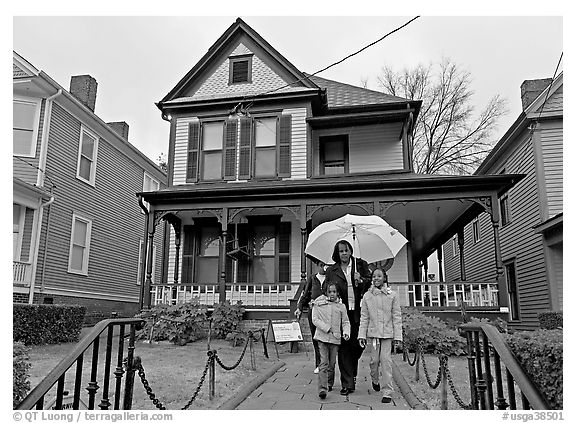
[138,172,523,261]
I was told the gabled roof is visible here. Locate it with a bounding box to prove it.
[307,74,411,109]
[159,18,319,106]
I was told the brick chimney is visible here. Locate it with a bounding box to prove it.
[520,78,552,111]
[107,121,129,141]
[69,75,98,112]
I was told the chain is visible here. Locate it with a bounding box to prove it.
[181,351,214,410]
[444,360,473,410]
[402,341,418,366]
[419,345,442,389]
[133,357,166,410]
[213,334,250,370]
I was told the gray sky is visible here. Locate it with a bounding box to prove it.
[13,15,563,164]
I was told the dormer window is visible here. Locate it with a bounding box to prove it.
[229,55,252,84]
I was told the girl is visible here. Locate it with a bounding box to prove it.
[311,282,350,399]
[358,268,402,403]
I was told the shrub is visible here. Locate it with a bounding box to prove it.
[506,329,563,409]
[13,304,86,345]
[13,342,31,408]
[210,300,245,339]
[538,311,562,330]
[401,307,467,356]
[136,299,208,345]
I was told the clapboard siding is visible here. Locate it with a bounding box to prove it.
[20,208,35,261]
[13,99,45,184]
[312,122,404,175]
[283,107,307,180]
[540,120,563,217]
[172,117,198,185]
[35,103,164,302]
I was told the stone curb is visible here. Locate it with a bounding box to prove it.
[218,361,286,410]
[392,360,428,409]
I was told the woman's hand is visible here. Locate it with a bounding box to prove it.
[358,338,366,348]
[343,334,350,341]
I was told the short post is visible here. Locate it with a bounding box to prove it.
[261,328,269,358]
[440,355,448,410]
[415,345,420,382]
[207,319,212,351]
[208,350,216,401]
[249,333,255,370]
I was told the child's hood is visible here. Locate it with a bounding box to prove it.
[312,295,330,306]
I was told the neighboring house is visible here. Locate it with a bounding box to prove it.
[13,52,166,323]
[443,74,563,331]
[138,18,521,319]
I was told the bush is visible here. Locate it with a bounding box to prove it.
[13,304,86,345]
[401,307,467,356]
[211,300,245,339]
[13,342,31,408]
[136,300,208,345]
[506,329,563,409]
[538,311,562,330]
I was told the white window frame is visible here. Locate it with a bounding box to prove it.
[137,239,156,285]
[472,217,481,243]
[141,171,160,213]
[13,96,41,158]
[13,204,25,261]
[67,213,93,275]
[76,125,99,186]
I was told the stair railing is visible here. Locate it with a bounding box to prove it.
[458,322,550,410]
[17,318,144,410]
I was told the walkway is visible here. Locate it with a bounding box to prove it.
[236,346,410,410]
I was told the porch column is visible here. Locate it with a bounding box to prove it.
[458,229,466,281]
[423,259,429,282]
[300,204,307,284]
[218,207,228,304]
[143,208,156,310]
[490,195,506,307]
[437,247,444,282]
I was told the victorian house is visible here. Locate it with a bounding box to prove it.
[138,18,522,319]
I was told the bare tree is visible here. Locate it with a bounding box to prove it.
[377,58,508,175]
[156,152,168,173]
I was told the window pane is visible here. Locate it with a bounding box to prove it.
[13,204,22,226]
[255,148,276,177]
[203,122,223,151]
[255,118,276,147]
[13,102,36,129]
[71,245,85,271]
[73,220,88,246]
[197,257,219,283]
[324,164,345,175]
[324,140,345,161]
[79,157,92,180]
[254,225,275,256]
[81,132,95,159]
[13,129,34,155]
[253,257,275,284]
[202,151,222,180]
[199,226,220,256]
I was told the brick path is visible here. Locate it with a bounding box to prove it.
[236,345,410,410]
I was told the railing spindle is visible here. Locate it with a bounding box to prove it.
[86,335,100,409]
[73,353,84,409]
[493,350,508,409]
[99,325,114,410]
[465,331,478,409]
[482,333,495,409]
[122,322,137,410]
[113,324,126,410]
[474,331,487,409]
[506,365,517,410]
[521,392,530,410]
[55,374,65,410]
[35,396,44,410]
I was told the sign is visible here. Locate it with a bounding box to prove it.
[269,320,303,343]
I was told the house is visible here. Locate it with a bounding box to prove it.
[443,74,563,330]
[13,51,166,323]
[138,18,522,320]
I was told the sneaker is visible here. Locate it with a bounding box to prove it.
[340,387,349,396]
[314,367,319,374]
[319,391,327,399]
[372,382,381,392]
[381,396,392,404]
[328,386,333,392]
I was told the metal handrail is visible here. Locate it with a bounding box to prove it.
[17,318,144,410]
[459,322,550,409]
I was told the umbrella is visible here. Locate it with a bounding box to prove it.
[305,214,408,264]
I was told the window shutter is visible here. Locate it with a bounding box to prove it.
[278,114,291,177]
[278,222,291,284]
[181,225,195,283]
[238,117,252,179]
[186,122,200,182]
[224,120,237,179]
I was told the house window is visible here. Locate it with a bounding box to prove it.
[142,172,160,212]
[451,235,457,257]
[504,260,520,320]
[13,98,40,157]
[472,218,480,243]
[76,126,99,185]
[68,214,92,275]
[254,117,277,178]
[13,204,24,261]
[500,194,510,226]
[137,239,156,285]
[196,225,220,283]
[201,121,224,181]
[320,135,349,175]
[229,56,252,84]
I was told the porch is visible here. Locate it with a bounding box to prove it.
[13,260,32,286]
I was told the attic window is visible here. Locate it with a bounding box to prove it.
[229,56,252,84]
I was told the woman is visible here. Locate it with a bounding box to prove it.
[324,240,371,395]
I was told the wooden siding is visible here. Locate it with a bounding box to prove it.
[540,120,563,217]
[551,244,562,310]
[13,99,45,184]
[312,122,404,175]
[20,208,35,262]
[283,107,307,180]
[444,131,550,330]
[35,103,164,303]
[173,117,198,185]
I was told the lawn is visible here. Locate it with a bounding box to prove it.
[27,336,281,410]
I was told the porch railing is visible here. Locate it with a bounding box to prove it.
[389,281,500,308]
[13,260,32,286]
[16,318,144,410]
[151,283,301,307]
